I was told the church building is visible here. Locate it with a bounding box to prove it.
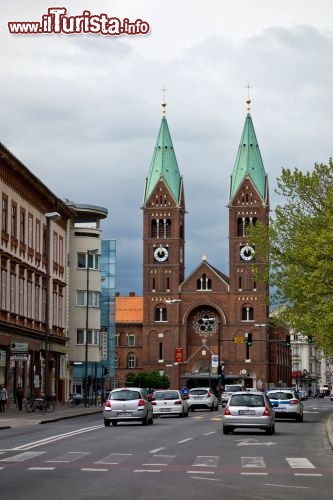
[115,95,291,395]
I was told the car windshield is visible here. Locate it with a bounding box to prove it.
[225,386,242,392]
[190,390,207,396]
[111,390,141,401]
[268,392,293,400]
[230,394,264,407]
[154,391,179,400]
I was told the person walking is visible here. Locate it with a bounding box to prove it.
[0,385,8,413]
[15,385,24,411]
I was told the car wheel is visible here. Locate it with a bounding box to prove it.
[210,404,214,412]
[223,426,232,434]
[214,404,218,411]
[111,421,118,426]
[104,419,110,427]
[265,423,274,435]
[179,410,184,417]
[149,414,154,425]
[296,414,303,422]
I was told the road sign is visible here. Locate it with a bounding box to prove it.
[10,343,28,352]
[233,336,244,344]
[181,387,189,395]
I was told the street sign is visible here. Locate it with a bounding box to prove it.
[180,387,189,395]
[10,352,29,361]
[10,343,28,352]
[233,336,244,344]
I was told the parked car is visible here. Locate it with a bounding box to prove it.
[330,389,333,401]
[221,384,246,406]
[187,387,218,412]
[223,391,275,435]
[151,389,189,417]
[266,389,304,422]
[103,387,154,427]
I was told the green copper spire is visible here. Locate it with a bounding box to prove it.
[229,97,267,202]
[144,99,181,203]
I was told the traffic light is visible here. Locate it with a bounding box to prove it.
[247,333,253,347]
[87,375,92,386]
[285,335,291,347]
[308,335,313,344]
[103,367,109,376]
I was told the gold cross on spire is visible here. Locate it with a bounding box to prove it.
[245,82,252,113]
[161,84,167,115]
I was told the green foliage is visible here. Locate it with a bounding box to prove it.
[125,371,170,390]
[249,159,333,356]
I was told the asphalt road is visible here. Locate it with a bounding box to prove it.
[0,399,333,500]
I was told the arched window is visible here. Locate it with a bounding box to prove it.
[241,306,254,321]
[155,307,167,322]
[166,219,172,238]
[237,218,243,236]
[197,273,212,291]
[127,353,136,368]
[151,220,157,238]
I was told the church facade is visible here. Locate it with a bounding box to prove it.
[115,97,291,395]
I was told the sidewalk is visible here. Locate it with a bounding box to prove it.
[0,402,103,429]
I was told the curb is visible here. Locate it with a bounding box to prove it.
[327,412,333,449]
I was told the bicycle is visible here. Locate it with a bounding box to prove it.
[25,396,55,414]
[67,394,85,408]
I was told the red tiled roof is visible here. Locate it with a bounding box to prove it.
[115,296,143,323]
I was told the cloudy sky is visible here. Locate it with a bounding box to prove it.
[1,1,333,295]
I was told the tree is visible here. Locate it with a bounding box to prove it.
[125,371,170,390]
[249,159,333,356]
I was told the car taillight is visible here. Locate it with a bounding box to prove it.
[224,407,231,415]
[289,399,299,405]
[105,400,111,408]
[174,400,182,405]
[207,392,212,397]
[151,401,156,406]
[138,399,145,406]
[263,407,270,416]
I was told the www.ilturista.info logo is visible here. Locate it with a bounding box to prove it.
[8,7,150,36]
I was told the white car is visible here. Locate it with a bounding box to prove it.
[267,389,304,422]
[151,389,189,417]
[187,387,218,412]
[222,384,246,406]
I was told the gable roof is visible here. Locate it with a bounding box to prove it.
[180,259,230,291]
[115,296,143,323]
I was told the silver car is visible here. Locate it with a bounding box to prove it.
[223,391,275,435]
[103,387,154,426]
[187,387,219,412]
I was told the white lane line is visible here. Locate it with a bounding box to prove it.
[202,432,216,436]
[1,451,45,462]
[193,456,219,467]
[149,447,165,453]
[190,477,220,481]
[134,469,161,473]
[28,467,55,471]
[81,468,109,472]
[294,473,322,477]
[177,438,193,444]
[241,456,266,468]
[187,470,215,474]
[241,472,268,476]
[264,483,310,489]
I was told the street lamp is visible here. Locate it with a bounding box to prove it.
[44,212,61,397]
[84,248,98,407]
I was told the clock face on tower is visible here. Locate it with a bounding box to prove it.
[154,246,169,262]
[240,245,255,261]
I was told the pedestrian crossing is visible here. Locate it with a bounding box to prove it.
[0,451,326,477]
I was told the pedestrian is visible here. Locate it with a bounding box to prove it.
[0,385,8,413]
[15,385,24,411]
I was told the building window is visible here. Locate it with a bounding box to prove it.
[10,272,16,313]
[114,354,118,368]
[76,290,99,307]
[2,195,8,233]
[28,214,33,248]
[11,203,17,238]
[151,218,172,238]
[241,306,254,321]
[76,329,100,346]
[196,273,212,290]
[77,252,99,270]
[35,282,40,321]
[20,209,25,244]
[27,279,32,318]
[115,334,119,347]
[127,353,136,368]
[35,220,41,253]
[59,236,64,266]
[155,307,167,322]
[53,232,58,262]
[128,334,135,347]
[19,276,24,316]
[1,269,7,310]
[159,342,163,360]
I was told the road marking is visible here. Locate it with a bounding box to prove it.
[0,451,45,462]
[237,439,276,446]
[177,438,193,444]
[81,468,109,472]
[96,453,132,464]
[241,472,268,475]
[187,470,215,474]
[149,447,165,453]
[193,456,219,467]
[27,467,55,471]
[286,458,315,468]
[241,456,266,468]
[264,483,310,489]
[294,473,322,477]
[46,452,89,463]
[134,469,161,473]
